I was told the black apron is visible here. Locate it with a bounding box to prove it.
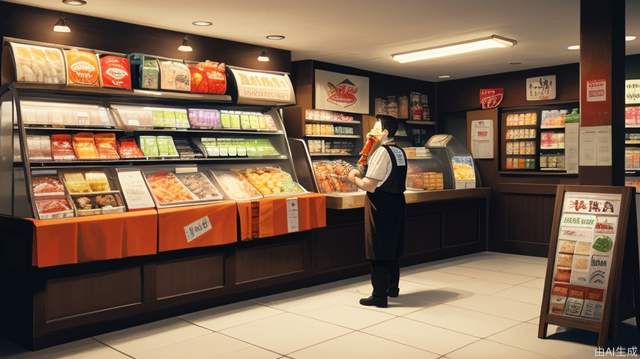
[364,144,407,260]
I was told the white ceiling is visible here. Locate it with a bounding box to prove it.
[8,0,640,81]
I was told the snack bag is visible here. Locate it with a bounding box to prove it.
[64,49,101,87]
[95,133,120,159]
[72,133,99,159]
[100,55,132,90]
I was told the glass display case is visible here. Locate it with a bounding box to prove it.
[426,134,481,189]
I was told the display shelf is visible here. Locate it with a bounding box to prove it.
[11,83,233,103]
[505,124,538,128]
[625,141,640,145]
[505,154,536,156]
[304,119,361,125]
[305,134,360,139]
[626,125,640,129]
[540,126,566,130]
[18,125,283,136]
[540,167,567,171]
[20,126,123,133]
[309,153,355,157]
[18,155,290,168]
[540,147,565,150]
[505,138,537,141]
[406,120,436,126]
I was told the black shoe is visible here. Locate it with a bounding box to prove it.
[359,296,388,308]
[388,288,399,298]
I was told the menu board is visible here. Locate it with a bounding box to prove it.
[549,192,621,321]
[228,66,295,106]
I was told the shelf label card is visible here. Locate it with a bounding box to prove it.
[286,197,299,233]
[184,216,212,243]
[625,79,640,104]
[117,170,155,210]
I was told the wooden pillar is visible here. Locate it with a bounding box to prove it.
[579,0,625,185]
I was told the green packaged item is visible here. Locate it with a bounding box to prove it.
[163,111,176,128]
[221,113,231,128]
[175,111,190,128]
[152,111,165,128]
[230,114,241,129]
[140,136,159,157]
[240,114,251,129]
[141,58,160,89]
[156,136,178,157]
[257,115,266,129]
[250,115,260,129]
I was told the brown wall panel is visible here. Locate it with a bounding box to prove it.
[45,267,142,322]
[311,225,365,273]
[154,254,225,301]
[405,212,442,255]
[235,241,305,284]
[443,205,479,248]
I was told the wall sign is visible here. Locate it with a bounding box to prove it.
[526,75,557,101]
[314,69,370,114]
[539,186,640,347]
[228,66,295,106]
[479,88,504,109]
[586,79,606,102]
[626,79,640,104]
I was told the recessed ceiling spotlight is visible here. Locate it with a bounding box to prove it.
[509,61,523,65]
[567,45,580,50]
[626,35,637,41]
[53,17,71,33]
[257,51,270,62]
[177,35,193,52]
[62,0,87,5]
[438,75,451,79]
[266,35,286,40]
[192,20,212,26]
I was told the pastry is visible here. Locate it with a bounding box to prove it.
[85,171,111,192]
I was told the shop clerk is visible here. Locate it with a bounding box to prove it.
[348,115,407,308]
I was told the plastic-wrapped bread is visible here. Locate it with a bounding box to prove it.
[159,60,191,91]
[10,42,66,84]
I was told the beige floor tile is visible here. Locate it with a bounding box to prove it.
[181,301,284,331]
[366,286,468,316]
[289,331,438,359]
[488,322,596,359]
[2,339,128,359]
[448,294,540,321]
[493,285,544,306]
[95,318,210,357]
[363,317,477,355]
[405,304,521,338]
[499,261,548,278]
[448,339,551,359]
[402,270,471,287]
[436,266,534,285]
[520,278,546,289]
[220,312,351,354]
[443,278,514,295]
[301,303,395,330]
[134,332,279,359]
[255,289,359,314]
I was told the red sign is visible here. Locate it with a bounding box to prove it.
[326,79,358,108]
[480,88,504,109]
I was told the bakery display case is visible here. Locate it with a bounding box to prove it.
[426,134,480,189]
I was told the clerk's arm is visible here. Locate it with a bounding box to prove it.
[348,171,379,192]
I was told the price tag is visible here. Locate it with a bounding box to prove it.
[184,216,212,243]
[286,198,299,233]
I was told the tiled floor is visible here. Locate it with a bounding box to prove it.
[1,251,638,358]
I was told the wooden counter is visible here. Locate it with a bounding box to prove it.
[326,187,491,209]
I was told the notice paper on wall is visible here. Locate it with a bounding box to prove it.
[564,115,579,174]
[580,126,612,166]
[286,197,299,233]
[470,119,494,159]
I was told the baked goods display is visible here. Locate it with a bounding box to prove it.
[10,42,66,84]
[175,172,223,200]
[406,171,444,191]
[312,160,358,193]
[212,170,262,200]
[144,171,198,205]
[236,167,303,196]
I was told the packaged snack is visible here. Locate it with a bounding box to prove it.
[145,171,198,205]
[35,197,74,219]
[212,171,262,200]
[27,135,52,160]
[32,174,65,196]
[159,60,191,91]
[112,105,154,129]
[85,171,111,192]
[141,57,160,89]
[174,138,203,158]
[189,61,227,94]
[176,172,223,200]
[51,134,77,160]
[139,136,160,157]
[94,133,120,159]
[64,49,101,87]
[156,136,179,157]
[100,55,131,90]
[63,172,91,193]
[10,42,66,84]
[188,109,221,129]
[118,138,145,158]
[175,110,190,128]
[72,133,99,159]
[236,167,303,196]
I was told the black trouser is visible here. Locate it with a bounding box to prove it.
[370,259,400,298]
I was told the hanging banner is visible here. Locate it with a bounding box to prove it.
[314,69,370,114]
[625,79,640,104]
[479,88,504,109]
[526,75,557,101]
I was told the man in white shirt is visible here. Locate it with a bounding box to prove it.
[348,115,407,308]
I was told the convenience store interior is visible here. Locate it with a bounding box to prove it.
[1,0,640,358]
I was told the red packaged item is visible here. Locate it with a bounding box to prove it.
[51,134,77,160]
[189,61,226,94]
[100,55,132,90]
[95,133,120,159]
[118,138,145,158]
[72,133,99,159]
[35,196,74,219]
[32,175,65,196]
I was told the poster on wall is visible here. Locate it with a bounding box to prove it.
[314,69,370,114]
[470,119,494,159]
[526,75,557,101]
[479,88,504,109]
[625,79,640,104]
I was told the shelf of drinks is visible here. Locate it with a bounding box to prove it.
[540,147,565,151]
[15,155,289,168]
[305,134,361,139]
[17,126,284,136]
[405,121,436,126]
[309,153,355,157]
[304,118,361,125]
[10,83,233,103]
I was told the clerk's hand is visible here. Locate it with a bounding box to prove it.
[348,169,360,183]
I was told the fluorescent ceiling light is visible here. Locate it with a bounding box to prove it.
[392,35,516,63]
[438,75,451,79]
[257,51,270,62]
[53,18,71,33]
[626,35,637,41]
[567,45,580,50]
